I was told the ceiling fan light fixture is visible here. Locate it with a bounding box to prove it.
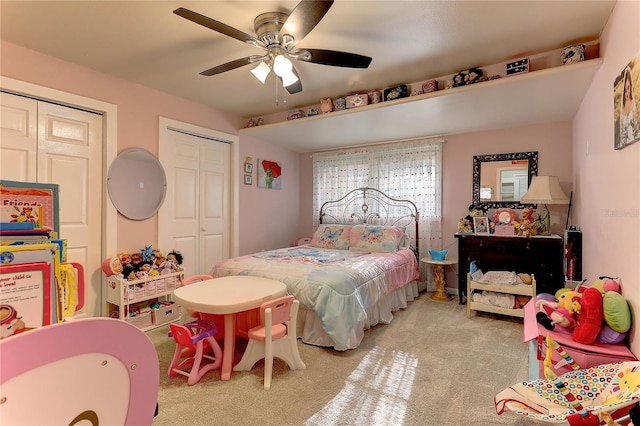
[280,70,299,88]
[273,54,293,77]
[273,54,299,87]
[250,61,271,84]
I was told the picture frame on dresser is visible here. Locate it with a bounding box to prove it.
[473,217,489,235]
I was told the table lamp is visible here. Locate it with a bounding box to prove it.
[519,176,570,235]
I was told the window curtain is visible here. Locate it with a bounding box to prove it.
[312,139,443,258]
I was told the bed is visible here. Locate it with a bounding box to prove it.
[209,187,421,351]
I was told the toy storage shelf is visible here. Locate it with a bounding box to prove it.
[467,273,536,319]
[103,271,184,332]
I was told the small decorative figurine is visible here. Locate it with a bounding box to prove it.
[320,98,334,114]
[561,44,586,64]
[334,97,346,111]
[465,68,484,85]
[368,91,382,104]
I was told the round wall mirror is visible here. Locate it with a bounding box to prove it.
[107,148,167,220]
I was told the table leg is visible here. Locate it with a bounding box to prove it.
[430,264,453,302]
[220,313,235,381]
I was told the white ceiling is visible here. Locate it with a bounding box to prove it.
[0,1,616,120]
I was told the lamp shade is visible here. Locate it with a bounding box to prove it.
[520,176,570,205]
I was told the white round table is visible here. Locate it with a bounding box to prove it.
[173,276,287,380]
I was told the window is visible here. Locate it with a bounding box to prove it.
[312,139,443,252]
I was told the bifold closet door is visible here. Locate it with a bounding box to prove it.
[1,92,103,318]
[159,124,231,276]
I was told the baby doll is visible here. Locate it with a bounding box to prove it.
[135,262,152,279]
[167,250,183,272]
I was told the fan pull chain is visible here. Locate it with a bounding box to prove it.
[274,78,287,107]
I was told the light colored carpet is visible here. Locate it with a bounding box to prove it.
[148,293,539,426]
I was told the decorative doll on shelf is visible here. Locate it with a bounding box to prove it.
[167,250,183,272]
[448,72,467,89]
[465,67,484,85]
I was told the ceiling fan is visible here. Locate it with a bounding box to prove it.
[174,0,372,94]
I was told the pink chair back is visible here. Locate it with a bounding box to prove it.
[261,295,294,326]
[169,323,196,347]
[181,274,213,286]
[0,318,159,424]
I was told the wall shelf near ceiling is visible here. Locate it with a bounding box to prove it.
[239,58,603,153]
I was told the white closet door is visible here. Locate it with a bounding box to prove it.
[37,101,103,318]
[1,92,103,318]
[0,92,37,181]
[159,121,231,276]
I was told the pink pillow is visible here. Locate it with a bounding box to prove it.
[349,225,406,253]
[309,224,352,250]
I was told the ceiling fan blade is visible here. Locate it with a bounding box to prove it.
[280,0,334,43]
[284,66,303,94]
[200,57,254,76]
[174,7,260,45]
[299,49,372,68]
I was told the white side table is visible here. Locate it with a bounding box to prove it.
[421,257,458,302]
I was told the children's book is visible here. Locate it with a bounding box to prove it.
[0,180,59,235]
[0,261,52,339]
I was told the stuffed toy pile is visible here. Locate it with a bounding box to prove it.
[536,276,632,345]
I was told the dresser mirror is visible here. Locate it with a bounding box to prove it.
[472,151,538,209]
[107,148,167,220]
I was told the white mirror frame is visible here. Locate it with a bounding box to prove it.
[107,148,167,220]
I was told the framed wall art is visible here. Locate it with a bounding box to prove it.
[613,51,639,150]
[244,175,252,185]
[244,158,253,174]
[257,159,282,190]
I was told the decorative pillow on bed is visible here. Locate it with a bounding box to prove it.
[309,224,352,250]
[349,225,407,253]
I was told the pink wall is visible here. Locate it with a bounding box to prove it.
[238,135,301,255]
[298,121,574,292]
[1,40,301,255]
[573,0,640,355]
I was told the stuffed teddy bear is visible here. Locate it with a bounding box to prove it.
[457,204,489,233]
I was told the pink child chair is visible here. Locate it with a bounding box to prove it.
[233,295,306,389]
[168,319,223,385]
[0,318,159,425]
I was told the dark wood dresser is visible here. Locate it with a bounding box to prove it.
[454,234,564,304]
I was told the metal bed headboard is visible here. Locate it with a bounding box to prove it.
[319,187,420,257]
